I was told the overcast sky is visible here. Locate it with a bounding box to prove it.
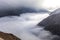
[0,0,43,9]
[0,0,59,10]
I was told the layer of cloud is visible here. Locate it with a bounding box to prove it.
[0,13,49,40]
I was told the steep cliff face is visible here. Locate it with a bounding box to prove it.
[0,32,21,40]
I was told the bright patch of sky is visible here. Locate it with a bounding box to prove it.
[42,0,60,10]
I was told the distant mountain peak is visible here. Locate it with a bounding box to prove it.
[50,8,60,15]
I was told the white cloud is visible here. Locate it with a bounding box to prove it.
[0,13,49,40]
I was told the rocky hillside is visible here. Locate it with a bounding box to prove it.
[0,32,21,40]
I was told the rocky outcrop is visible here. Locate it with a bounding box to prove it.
[0,32,21,40]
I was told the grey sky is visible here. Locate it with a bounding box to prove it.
[0,0,43,9]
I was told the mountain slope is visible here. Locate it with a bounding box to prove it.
[0,32,21,40]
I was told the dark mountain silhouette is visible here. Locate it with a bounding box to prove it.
[37,9,60,36]
[44,24,60,36]
[0,9,20,17]
[0,7,49,17]
[39,9,49,13]
[38,8,60,26]
[15,7,38,13]
[14,7,49,14]
[38,12,60,27]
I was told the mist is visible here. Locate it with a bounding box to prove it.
[0,13,50,40]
